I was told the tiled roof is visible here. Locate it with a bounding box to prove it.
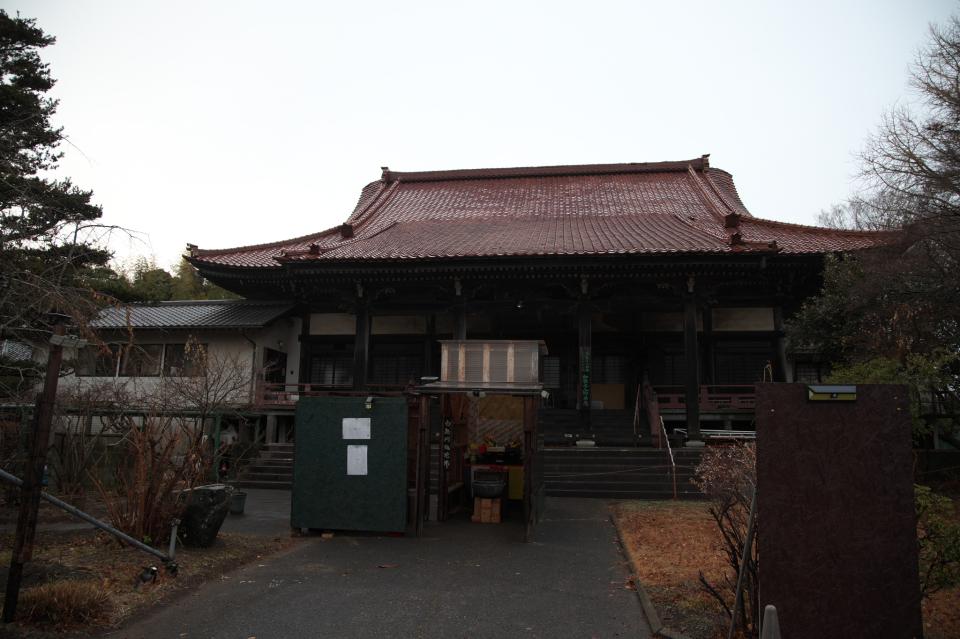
[188,157,896,268]
[91,300,294,330]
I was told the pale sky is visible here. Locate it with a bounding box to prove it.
[4,0,955,269]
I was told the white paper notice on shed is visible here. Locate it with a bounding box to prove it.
[342,417,371,440]
[347,445,368,475]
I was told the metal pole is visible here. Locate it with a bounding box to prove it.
[728,484,758,639]
[0,467,170,564]
[3,324,65,623]
[168,519,179,561]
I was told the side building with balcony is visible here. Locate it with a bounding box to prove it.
[62,299,301,445]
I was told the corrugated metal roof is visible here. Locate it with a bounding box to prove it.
[91,300,294,330]
[188,158,897,268]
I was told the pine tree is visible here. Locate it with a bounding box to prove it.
[0,10,107,341]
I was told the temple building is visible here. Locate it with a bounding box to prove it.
[186,156,892,446]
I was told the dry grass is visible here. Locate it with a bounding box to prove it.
[925,586,960,639]
[922,489,960,639]
[0,528,294,636]
[17,580,112,629]
[614,500,731,639]
[616,498,960,639]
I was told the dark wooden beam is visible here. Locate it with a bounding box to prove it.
[424,314,436,377]
[353,305,370,389]
[577,304,592,420]
[297,312,311,384]
[454,298,467,340]
[701,306,714,385]
[773,306,792,383]
[683,295,701,442]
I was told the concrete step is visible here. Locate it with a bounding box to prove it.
[250,459,293,468]
[546,487,702,500]
[239,474,293,484]
[260,451,295,460]
[234,479,292,490]
[539,446,704,500]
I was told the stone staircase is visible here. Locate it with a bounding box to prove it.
[543,447,703,500]
[234,442,294,489]
[539,409,649,446]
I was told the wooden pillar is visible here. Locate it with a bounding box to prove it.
[577,304,592,419]
[353,305,370,389]
[414,395,430,537]
[454,299,467,340]
[773,306,792,383]
[683,296,702,443]
[424,314,436,377]
[265,414,277,444]
[523,395,537,543]
[701,307,714,385]
[297,312,311,386]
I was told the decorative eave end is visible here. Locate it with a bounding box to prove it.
[339,223,354,239]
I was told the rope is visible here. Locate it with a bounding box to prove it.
[544,464,698,479]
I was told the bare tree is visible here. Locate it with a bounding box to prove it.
[694,444,759,638]
[87,342,255,542]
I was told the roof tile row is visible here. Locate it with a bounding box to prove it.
[189,158,895,268]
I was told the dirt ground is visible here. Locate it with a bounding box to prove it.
[614,500,728,639]
[0,526,294,637]
[921,486,960,639]
[614,499,960,639]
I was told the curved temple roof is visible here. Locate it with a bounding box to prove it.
[187,156,896,269]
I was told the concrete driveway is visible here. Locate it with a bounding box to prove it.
[112,497,650,639]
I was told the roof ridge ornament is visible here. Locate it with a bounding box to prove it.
[724,212,742,229]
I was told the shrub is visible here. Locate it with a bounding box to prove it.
[694,443,758,638]
[17,579,112,628]
[916,484,960,597]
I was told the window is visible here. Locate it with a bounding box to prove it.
[120,344,162,377]
[542,356,561,388]
[309,353,353,386]
[76,344,120,377]
[163,343,206,377]
[715,342,771,384]
[593,355,627,384]
[370,354,422,385]
[661,351,687,386]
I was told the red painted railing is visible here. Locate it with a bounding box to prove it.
[654,385,756,412]
[256,382,406,406]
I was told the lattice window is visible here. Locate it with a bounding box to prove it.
[370,354,423,385]
[593,355,627,384]
[309,353,353,386]
[715,342,771,384]
[542,356,561,388]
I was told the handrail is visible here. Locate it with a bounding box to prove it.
[642,377,663,447]
[661,417,678,500]
[653,384,756,412]
[632,381,643,442]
